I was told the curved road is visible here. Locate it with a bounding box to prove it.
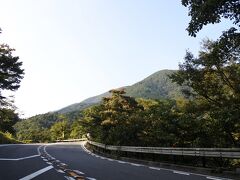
[0,142,232,180]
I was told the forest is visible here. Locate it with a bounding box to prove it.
[0,0,239,151]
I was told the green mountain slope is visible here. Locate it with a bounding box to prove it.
[125,69,181,99]
[57,92,111,114]
[57,69,182,114]
[15,69,184,134]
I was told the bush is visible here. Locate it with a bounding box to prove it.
[0,131,21,144]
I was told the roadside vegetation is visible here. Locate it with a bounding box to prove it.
[70,0,240,149]
[0,131,21,144]
[0,28,24,143]
[1,0,239,158]
[14,0,240,148]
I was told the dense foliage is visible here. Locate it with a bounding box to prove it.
[169,0,240,148]
[0,131,20,144]
[14,111,84,142]
[170,30,240,147]
[14,1,240,152]
[80,89,237,148]
[56,70,185,114]
[125,70,187,99]
[0,28,24,143]
[79,1,240,149]
[182,0,240,36]
[0,29,24,107]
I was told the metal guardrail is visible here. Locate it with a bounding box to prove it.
[88,140,240,158]
[55,138,87,142]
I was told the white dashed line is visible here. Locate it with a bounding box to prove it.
[60,163,67,166]
[173,171,190,176]
[73,170,85,175]
[46,162,52,165]
[86,177,97,180]
[56,169,65,173]
[64,176,75,180]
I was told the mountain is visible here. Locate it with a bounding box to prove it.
[14,69,185,138]
[125,69,181,99]
[56,91,111,114]
[56,69,183,114]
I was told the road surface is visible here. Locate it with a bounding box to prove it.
[0,142,232,180]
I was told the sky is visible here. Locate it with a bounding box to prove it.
[0,0,233,117]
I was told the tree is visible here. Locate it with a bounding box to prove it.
[182,0,240,36]
[0,29,24,107]
[0,108,19,134]
[138,99,178,147]
[70,120,85,139]
[170,3,240,147]
[50,115,70,140]
[81,89,145,145]
[0,28,24,137]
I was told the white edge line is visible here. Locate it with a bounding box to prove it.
[117,160,126,164]
[130,163,142,167]
[206,177,229,180]
[18,154,40,160]
[149,167,161,170]
[0,154,40,161]
[173,170,190,175]
[81,142,232,180]
[19,165,53,180]
[0,144,45,147]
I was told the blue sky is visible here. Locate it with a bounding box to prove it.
[0,0,233,117]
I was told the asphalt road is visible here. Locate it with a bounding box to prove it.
[0,142,233,180]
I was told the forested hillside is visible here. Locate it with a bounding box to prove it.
[125,69,184,99]
[55,69,183,114]
[56,91,111,114]
[14,69,183,142]
[13,0,240,156]
[14,111,82,142]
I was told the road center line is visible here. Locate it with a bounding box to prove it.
[0,154,40,161]
[19,165,53,180]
